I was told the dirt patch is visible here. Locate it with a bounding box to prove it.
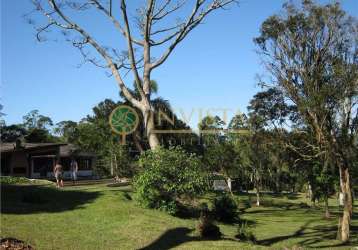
[0,238,33,250]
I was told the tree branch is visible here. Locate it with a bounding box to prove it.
[150,0,236,69]
[90,0,144,46]
[47,0,140,107]
[120,0,146,100]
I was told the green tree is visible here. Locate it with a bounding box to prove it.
[254,0,358,241]
[54,120,78,143]
[22,110,57,143]
[22,110,53,130]
[203,140,240,194]
[0,124,28,142]
[103,143,133,178]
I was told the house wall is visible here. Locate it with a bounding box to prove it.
[45,170,93,179]
[2,145,96,179]
[30,156,94,179]
[9,151,29,177]
[1,153,12,175]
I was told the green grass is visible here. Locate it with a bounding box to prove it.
[1,183,357,250]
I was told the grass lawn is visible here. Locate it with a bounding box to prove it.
[1,183,357,250]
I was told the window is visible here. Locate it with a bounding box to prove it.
[78,158,92,170]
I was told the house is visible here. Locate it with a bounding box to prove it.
[0,141,96,179]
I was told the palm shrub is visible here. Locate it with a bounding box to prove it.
[236,222,256,243]
[133,146,208,215]
[212,193,238,222]
[197,203,221,239]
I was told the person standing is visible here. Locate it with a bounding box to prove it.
[70,159,78,184]
[53,160,64,188]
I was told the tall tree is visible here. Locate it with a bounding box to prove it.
[22,110,57,142]
[254,0,358,241]
[54,120,78,142]
[23,110,53,130]
[29,0,237,149]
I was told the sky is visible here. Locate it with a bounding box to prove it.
[1,0,358,129]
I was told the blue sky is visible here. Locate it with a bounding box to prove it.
[1,0,358,129]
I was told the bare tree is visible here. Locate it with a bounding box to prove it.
[28,0,237,149]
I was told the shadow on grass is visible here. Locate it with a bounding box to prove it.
[139,227,197,250]
[1,184,101,214]
[256,220,312,246]
[139,222,357,250]
[270,192,301,200]
[139,227,236,250]
[256,220,358,248]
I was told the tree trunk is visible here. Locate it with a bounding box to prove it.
[307,182,313,204]
[255,184,260,206]
[143,108,160,150]
[227,178,232,192]
[110,151,114,176]
[275,168,281,193]
[324,197,330,219]
[114,152,118,178]
[338,166,352,242]
[339,192,344,206]
[132,131,144,153]
[256,188,260,206]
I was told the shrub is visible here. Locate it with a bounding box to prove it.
[241,198,251,211]
[133,147,208,214]
[0,176,52,186]
[236,222,256,243]
[197,203,221,239]
[158,200,178,215]
[212,193,238,222]
[1,176,29,185]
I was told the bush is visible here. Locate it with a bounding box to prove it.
[241,198,251,211]
[212,193,238,222]
[133,147,208,215]
[197,203,221,239]
[236,222,256,243]
[158,200,178,215]
[0,176,53,185]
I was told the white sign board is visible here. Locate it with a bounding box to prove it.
[213,179,229,191]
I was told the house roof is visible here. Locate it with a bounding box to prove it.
[0,142,66,153]
[0,142,95,157]
[59,144,95,157]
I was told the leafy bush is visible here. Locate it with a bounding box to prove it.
[133,147,208,215]
[0,176,53,185]
[236,222,256,243]
[241,198,251,211]
[197,203,221,239]
[158,200,178,215]
[0,176,30,185]
[212,193,238,222]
